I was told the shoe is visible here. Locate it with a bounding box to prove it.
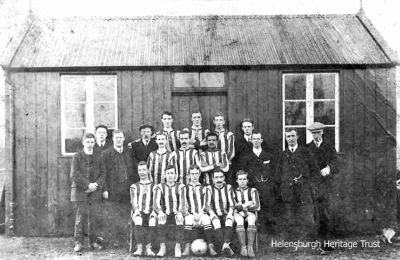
[175,243,182,258]
[133,243,143,256]
[182,243,191,256]
[208,243,218,256]
[73,243,83,252]
[221,242,234,256]
[145,243,155,256]
[157,243,166,257]
[91,242,102,250]
[240,246,248,257]
[247,245,255,258]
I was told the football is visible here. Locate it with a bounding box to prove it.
[191,239,207,256]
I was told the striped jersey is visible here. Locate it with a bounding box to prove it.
[163,128,181,152]
[154,183,186,215]
[234,187,260,212]
[215,129,235,161]
[147,150,175,185]
[130,181,155,214]
[171,148,200,184]
[205,184,235,216]
[199,149,229,184]
[185,184,207,214]
[189,127,210,149]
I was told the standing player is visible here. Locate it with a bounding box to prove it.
[213,112,235,183]
[161,111,181,152]
[188,111,209,150]
[130,161,157,256]
[153,166,186,257]
[171,130,200,184]
[205,169,235,256]
[199,132,229,184]
[147,132,176,184]
[182,165,217,256]
[233,170,260,258]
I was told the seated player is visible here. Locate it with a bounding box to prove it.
[130,161,157,256]
[205,169,235,256]
[182,165,217,256]
[233,170,260,258]
[153,165,185,257]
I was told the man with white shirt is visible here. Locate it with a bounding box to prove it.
[275,128,320,244]
[306,122,338,250]
[93,125,112,154]
[240,131,276,233]
[130,124,158,166]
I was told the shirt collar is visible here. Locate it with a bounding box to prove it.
[84,148,93,155]
[163,128,174,133]
[114,145,123,153]
[237,186,248,191]
[253,147,262,156]
[156,149,168,155]
[96,140,105,147]
[192,126,202,131]
[315,138,323,147]
[289,144,298,153]
[215,128,226,134]
[244,134,252,142]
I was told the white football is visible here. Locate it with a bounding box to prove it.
[191,239,207,256]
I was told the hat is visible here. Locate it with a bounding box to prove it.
[307,122,325,132]
[139,124,154,132]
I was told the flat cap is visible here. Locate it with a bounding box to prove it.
[307,122,325,132]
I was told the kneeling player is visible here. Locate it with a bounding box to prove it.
[154,165,185,257]
[130,161,157,256]
[205,169,235,256]
[234,170,260,257]
[183,164,217,256]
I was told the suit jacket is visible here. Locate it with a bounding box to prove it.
[307,140,338,198]
[131,138,158,164]
[275,145,319,203]
[101,146,137,202]
[93,140,112,155]
[232,134,269,173]
[70,150,104,202]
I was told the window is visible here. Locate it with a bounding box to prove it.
[282,73,339,151]
[61,75,118,155]
[174,72,224,88]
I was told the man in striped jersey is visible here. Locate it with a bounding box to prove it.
[188,111,209,150]
[147,132,176,185]
[153,165,186,257]
[161,111,181,152]
[205,169,235,256]
[182,165,217,256]
[171,130,200,184]
[130,161,157,256]
[213,112,235,184]
[234,170,260,258]
[199,132,229,184]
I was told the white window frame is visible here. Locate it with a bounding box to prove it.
[60,74,118,156]
[282,72,339,151]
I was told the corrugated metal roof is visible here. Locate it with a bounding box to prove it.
[2,14,397,68]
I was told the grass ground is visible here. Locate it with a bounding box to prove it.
[1,233,400,260]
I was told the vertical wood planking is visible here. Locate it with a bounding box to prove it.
[179,96,190,130]
[12,73,27,234]
[46,73,60,235]
[268,70,281,149]
[131,71,143,137]
[163,71,172,112]
[121,71,133,138]
[258,71,269,142]
[143,72,154,127]
[220,96,228,129]
[172,96,180,131]
[58,157,74,235]
[246,70,258,128]
[153,72,165,131]
[199,96,211,130]
[189,96,200,119]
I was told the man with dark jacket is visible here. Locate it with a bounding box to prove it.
[306,122,338,249]
[130,124,158,164]
[93,125,112,154]
[70,133,104,252]
[275,128,320,242]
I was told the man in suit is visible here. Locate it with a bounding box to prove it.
[306,122,338,250]
[93,125,112,154]
[130,124,158,166]
[70,133,105,252]
[275,128,319,243]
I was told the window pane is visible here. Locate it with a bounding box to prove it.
[285,102,306,125]
[94,103,116,128]
[314,101,335,125]
[284,74,306,100]
[65,129,84,153]
[63,76,86,102]
[65,103,86,128]
[314,74,335,99]
[93,75,116,101]
[200,73,224,88]
[174,73,199,88]
[284,127,306,147]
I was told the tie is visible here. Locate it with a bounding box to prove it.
[291,148,294,153]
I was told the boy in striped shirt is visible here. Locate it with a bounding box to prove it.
[153,165,186,257]
[147,132,176,184]
[234,170,260,258]
[182,165,217,256]
[161,111,181,152]
[171,130,200,184]
[213,112,235,184]
[205,169,235,256]
[199,132,229,184]
[130,161,157,256]
[188,111,209,150]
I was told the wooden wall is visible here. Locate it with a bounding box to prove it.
[5,67,397,235]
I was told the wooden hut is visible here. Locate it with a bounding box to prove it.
[1,12,398,236]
